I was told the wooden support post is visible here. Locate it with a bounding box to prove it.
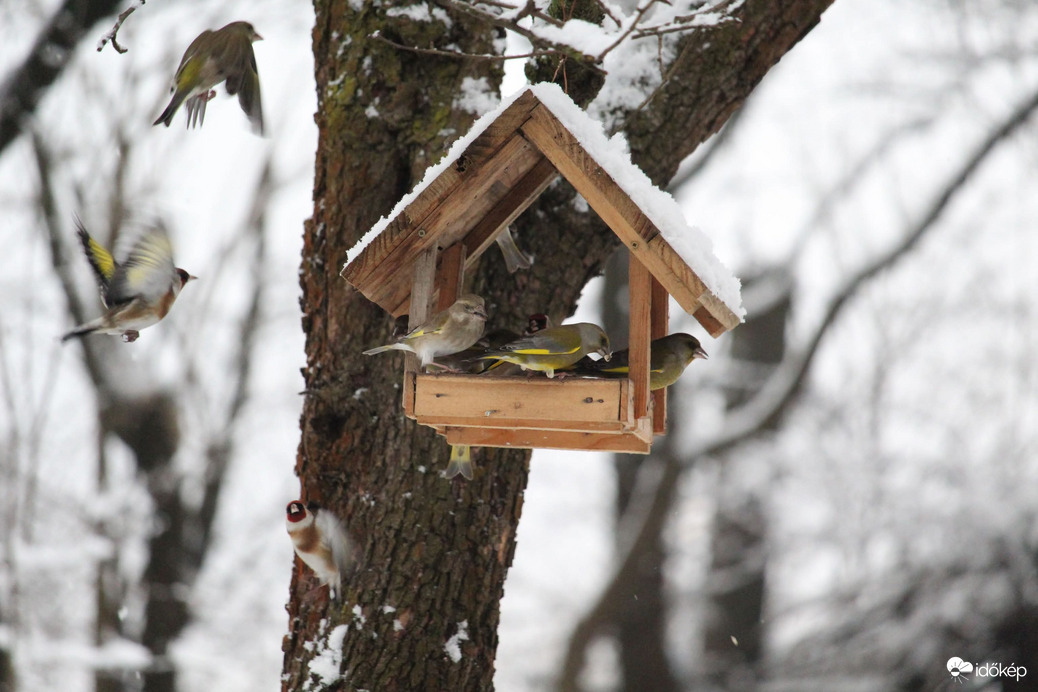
[629,256,652,420]
[650,276,669,434]
[435,242,467,312]
[404,246,438,416]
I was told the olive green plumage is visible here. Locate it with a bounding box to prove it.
[154,21,264,134]
[574,332,708,390]
[479,322,611,379]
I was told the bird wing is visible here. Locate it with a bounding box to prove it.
[107,225,177,306]
[172,30,214,89]
[221,37,264,134]
[315,510,353,579]
[75,218,116,306]
[494,331,581,356]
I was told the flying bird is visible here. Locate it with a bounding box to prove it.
[154,21,264,134]
[285,500,353,598]
[62,219,194,343]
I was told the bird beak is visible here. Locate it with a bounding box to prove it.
[254,32,264,41]
[475,306,488,320]
[693,346,708,360]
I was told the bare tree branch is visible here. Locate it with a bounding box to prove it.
[96,1,144,54]
[0,0,122,157]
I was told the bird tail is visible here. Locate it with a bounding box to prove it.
[153,91,188,128]
[445,445,474,480]
[362,343,403,356]
[61,320,102,342]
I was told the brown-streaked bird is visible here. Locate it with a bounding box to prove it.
[62,219,194,343]
[363,294,487,370]
[575,332,708,390]
[154,21,264,134]
[285,501,353,598]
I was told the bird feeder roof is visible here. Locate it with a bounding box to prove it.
[341,83,743,337]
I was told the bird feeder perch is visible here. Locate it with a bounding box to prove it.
[342,84,742,454]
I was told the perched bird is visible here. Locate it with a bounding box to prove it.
[363,294,487,370]
[575,333,708,390]
[445,445,474,480]
[154,21,264,134]
[480,322,611,379]
[62,219,195,343]
[494,225,532,273]
[285,500,353,597]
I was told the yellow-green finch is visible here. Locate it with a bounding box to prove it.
[154,21,264,134]
[63,219,195,343]
[479,322,611,378]
[576,333,708,390]
[445,445,474,480]
[363,295,487,369]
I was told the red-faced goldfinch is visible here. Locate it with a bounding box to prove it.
[285,501,353,597]
[62,218,194,343]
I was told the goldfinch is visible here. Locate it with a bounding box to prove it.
[62,219,194,343]
[285,501,353,598]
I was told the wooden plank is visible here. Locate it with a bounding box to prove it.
[418,414,630,433]
[462,156,558,266]
[403,246,437,414]
[629,256,652,419]
[519,105,740,335]
[341,91,541,292]
[651,276,669,435]
[413,374,626,424]
[435,243,466,312]
[440,423,652,454]
[373,135,545,315]
[354,134,539,311]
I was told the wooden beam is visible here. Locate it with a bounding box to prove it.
[362,135,545,314]
[650,277,669,434]
[462,156,558,266]
[519,105,740,335]
[412,374,628,425]
[435,242,466,312]
[629,255,652,419]
[440,421,652,453]
[403,246,437,415]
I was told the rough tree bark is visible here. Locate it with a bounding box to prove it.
[283,1,834,689]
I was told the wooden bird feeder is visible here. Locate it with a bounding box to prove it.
[342,85,741,454]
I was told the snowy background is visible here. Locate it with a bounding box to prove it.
[2,0,1037,690]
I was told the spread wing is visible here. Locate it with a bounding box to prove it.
[75,218,116,306]
[107,225,176,306]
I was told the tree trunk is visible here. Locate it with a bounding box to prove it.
[284,1,835,689]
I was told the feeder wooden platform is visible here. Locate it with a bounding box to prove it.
[342,86,741,454]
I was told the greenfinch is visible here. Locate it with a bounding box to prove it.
[479,322,611,379]
[154,21,264,134]
[364,295,487,369]
[575,332,708,390]
[63,219,195,343]
[445,445,474,480]
[495,225,532,273]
